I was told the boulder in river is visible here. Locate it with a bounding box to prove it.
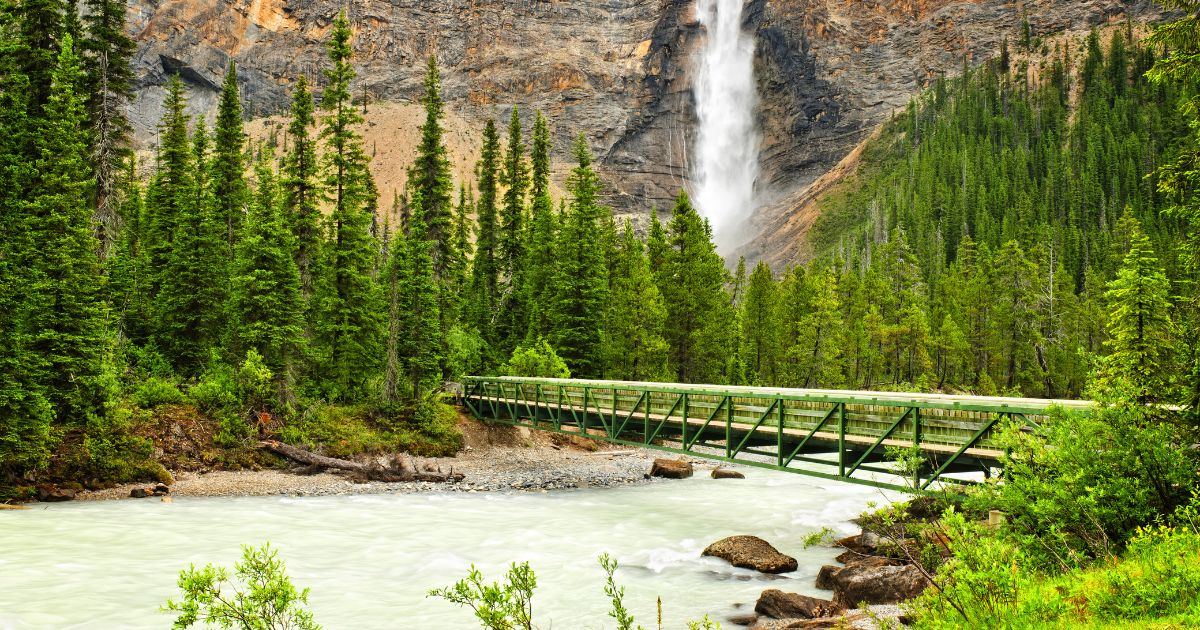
[153,483,170,495]
[712,467,745,479]
[754,589,841,619]
[703,535,798,574]
[36,486,75,502]
[830,563,930,607]
[649,458,693,479]
[129,487,153,498]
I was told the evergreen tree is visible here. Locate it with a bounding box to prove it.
[1101,222,1176,404]
[383,192,442,404]
[312,12,383,400]
[407,56,455,282]
[741,261,780,385]
[212,61,248,254]
[524,112,557,341]
[497,107,529,353]
[468,119,501,343]
[551,135,609,377]
[79,0,134,255]
[143,76,191,302]
[228,147,304,402]
[604,221,669,381]
[659,191,735,384]
[25,35,108,423]
[106,156,151,344]
[280,75,322,299]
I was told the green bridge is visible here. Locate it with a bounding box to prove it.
[460,376,1094,492]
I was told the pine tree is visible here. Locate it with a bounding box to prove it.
[79,0,133,256]
[524,112,557,341]
[228,147,304,402]
[383,192,442,404]
[407,56,455,282]
[497,107,529,354]
[1101,222,1175,404]
[24,35,108,425]
[280,75,322,299]
[144,76,190,294]
[212,61,248,254]
[312,12,384,400]
[154,111,227,376]
[106,156,151,344]
[14,0,63,114]
[741,261,780,385]
[659,191,735,383]
[468,119,501,343]
[604,221,669,381]
[551,135,609,377]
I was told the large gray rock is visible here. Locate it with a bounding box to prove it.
[703,535,797,574]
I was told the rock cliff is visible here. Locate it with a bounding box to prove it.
[125,0,1163,258]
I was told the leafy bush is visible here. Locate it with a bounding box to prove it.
[446,325,487,381]
[501,338,570,379]
[237,349,275,413]
[132,377,186,409]
[188,363,238,417]
[165,543,319,629]
[428,562,537,630]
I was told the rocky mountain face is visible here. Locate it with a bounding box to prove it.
[126,0,1163,261]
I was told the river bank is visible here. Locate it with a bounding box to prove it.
[74,417,677,501]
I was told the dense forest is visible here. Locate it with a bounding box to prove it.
[0,0,1198,501]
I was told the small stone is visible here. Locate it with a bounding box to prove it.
[649,458,693,479]
[712,467,745,479]
[130,487,152,498]
[153,483,170,495]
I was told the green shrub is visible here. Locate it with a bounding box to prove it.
[446,325,487,380]
[188,363,238,416]
[165,543,319,629]
[132,377,186,409]
[501,338,570,379]
[237,349,275,412]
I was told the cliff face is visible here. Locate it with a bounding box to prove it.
[125,0,1162,256]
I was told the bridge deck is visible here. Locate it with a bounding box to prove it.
[462,377,1091,491]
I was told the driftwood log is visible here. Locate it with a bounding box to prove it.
[259,440,464,483]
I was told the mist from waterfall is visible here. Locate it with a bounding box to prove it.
[692,0,759,254]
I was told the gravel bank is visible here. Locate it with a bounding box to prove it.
[75,419,733,501]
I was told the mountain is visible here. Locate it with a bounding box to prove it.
[126,0,1162,249]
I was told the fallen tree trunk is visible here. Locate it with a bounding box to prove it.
[259,440,464,484]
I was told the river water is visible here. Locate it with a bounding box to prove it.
[0,473,898,629]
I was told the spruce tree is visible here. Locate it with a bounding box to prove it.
[407,56,455,282]
[741,261,780,385]
[497,107,529,353]
[383,192,442,404]
[1101,222,1175,404]
[524,112,557,341]
[212,61,248,254]
[25,36,108,424]
[312,12,383,400]
[281,75,322,299]
[79,0,134,255]
[229,147,304,401]
[659,191,735,383]
[106,156,151,344]
[468,119,501,343]
[604,221,668,381]
[550,135,610,377]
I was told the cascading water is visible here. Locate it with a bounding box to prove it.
[692,0,759,254]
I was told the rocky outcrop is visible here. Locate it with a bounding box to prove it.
[125,0,1164,254]
[649,458,693,478]
[703,535,798,574]
[36,486,76,502]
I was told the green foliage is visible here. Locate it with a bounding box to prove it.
[599,553,642,630]
[428,562,536,630]
[165,543,320,630]
[468,118,502,348]
[501,338,570,379]
[211,61,247,254]
[132,377,187,409]
[408,55,456,284]
[604,221,669,381]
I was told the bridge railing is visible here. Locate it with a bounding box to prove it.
[460,376,1095,490]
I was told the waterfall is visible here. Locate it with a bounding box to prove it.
[692,0,759,254]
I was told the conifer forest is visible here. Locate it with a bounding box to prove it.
[4,0,1200,627]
